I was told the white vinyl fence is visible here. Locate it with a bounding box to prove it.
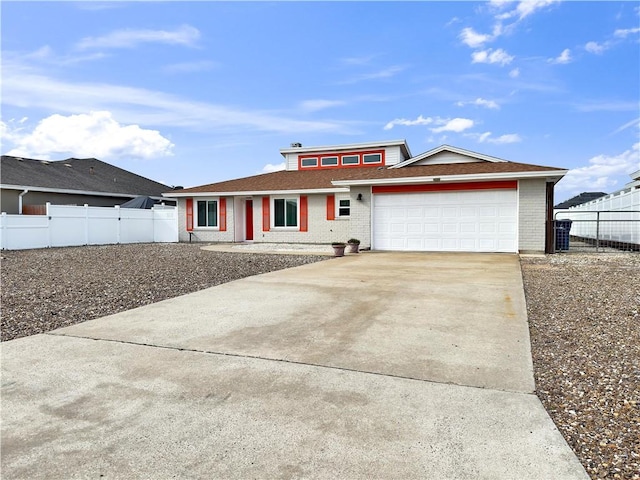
[1,203,178,250]
[554,186,640,249]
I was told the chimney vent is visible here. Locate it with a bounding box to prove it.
[290,142,302,148]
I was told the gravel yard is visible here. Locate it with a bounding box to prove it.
[521,253,639,480]
[1,244,638,479]
[1,243,326,342]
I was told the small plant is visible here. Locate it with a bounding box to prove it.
[347,238,360,245]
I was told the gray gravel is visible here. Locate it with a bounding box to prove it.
[521,253,640,480]
[0,243,327,342]
[2,245,638,479]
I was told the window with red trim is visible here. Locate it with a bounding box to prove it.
[298,150,384,170]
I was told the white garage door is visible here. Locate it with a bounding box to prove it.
[373,189,518,252]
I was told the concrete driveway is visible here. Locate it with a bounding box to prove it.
[1,252,587,479]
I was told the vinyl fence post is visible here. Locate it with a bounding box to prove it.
[595,211,600,252]
[115,205,121,244]
[46,202,52,248]
[84,204,90,246]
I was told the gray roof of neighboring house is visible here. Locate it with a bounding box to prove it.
[1,155,173,197]
[554,192,608,209]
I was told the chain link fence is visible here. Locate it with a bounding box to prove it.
[553,210,640,253]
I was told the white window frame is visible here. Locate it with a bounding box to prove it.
[362,153,382,164]
[300,157,318,168]
[195,198,220,229]
[271,195,300,230]
[341,154,359,166]
[320,156,339,167]
[336,196,351,218]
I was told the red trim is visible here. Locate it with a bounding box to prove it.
[186,198,194,231]
[262,197,270,232]
[219,197,227,231]
[298,149,385,170]
[300,196,308,232]
[326,195,335,220]
[246,199,254,241]
[372,180,517,194]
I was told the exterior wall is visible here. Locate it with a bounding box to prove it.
[413,151,480,165]
[518,178,548,252]
[348,186,372,249]
[1,189,175,214]
[383,145,407,166]
[177,197,235,243]
[256,194,350,244]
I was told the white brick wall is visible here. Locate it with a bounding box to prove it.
[348,187,371,249]
[257,194,350,244]
[177,197,235,243]
[518,179,547,252]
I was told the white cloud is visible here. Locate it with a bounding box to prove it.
[614,27,640,38]
[494,0,559,21]
[2,111,174,160]
[459,27,493,48]
[1,66,354,135]
[556,143,640,194]
[339,65,407,84]
[299,99,346,112]
[261,162,286,173]
[384,115,434,130]
[431,118,474,133]
[457,98,500,109]
[467,131,522,144]
[76,25,200,50]
[509,68,520,78]
[471,48,514,66]
[585,41,608,55]
[549,48,572,64]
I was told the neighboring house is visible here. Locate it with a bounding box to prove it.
[1,155,178,214]
[554,191,607,209]
[166,141,567,253]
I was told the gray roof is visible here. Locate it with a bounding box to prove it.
[555,192,608,209]
[1,155,172,197]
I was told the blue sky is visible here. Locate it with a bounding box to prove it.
[1,1,639,202]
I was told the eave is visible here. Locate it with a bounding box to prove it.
[331,170,569,187]
[165,187,350,198]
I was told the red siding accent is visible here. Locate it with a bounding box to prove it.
[372,180,517,194]
[326,195,335,220]
[298,149,385,170]
[186,198,194,232]
[245,199,254,241]
[300,195,308,232]
[262,197,270,232]
[219,197,227,231]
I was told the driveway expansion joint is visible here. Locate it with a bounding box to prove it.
[46,331,536,397]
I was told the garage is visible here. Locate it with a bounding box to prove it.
[372,184,518,253]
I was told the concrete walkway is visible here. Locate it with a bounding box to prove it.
[1,252,588,479]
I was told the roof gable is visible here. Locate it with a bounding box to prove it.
[1,155,172,197]
[390,144,507,169]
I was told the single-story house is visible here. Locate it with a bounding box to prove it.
[166,141,568,253]
[1,155,178,214]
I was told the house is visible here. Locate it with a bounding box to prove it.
[166,141,567,253]
[1,155,178,214]
[554,191,607,209]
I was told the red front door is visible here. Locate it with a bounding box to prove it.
[245,199,253,241]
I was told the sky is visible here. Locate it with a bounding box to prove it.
[1,1,639,202]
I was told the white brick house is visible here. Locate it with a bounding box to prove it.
[167,141,567,253]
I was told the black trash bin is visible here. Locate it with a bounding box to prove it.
[555,219,573,251]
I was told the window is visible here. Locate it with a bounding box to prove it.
[363,153,382,164]
[342,155,359,165]
[321,156,338,166]
[301,157,318,168]
[274,198,298,227]
[338,199,350,217]
[196,200,218,227]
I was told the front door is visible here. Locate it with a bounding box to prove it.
[245,199,254,241]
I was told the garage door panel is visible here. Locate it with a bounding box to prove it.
[373,189,517,253]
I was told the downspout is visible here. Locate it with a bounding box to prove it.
[18,189,29,214]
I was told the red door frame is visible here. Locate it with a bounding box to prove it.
[245,199,254,241]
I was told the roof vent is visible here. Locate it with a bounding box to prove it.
[40,160,50,165]
[290,142,302,148]
[64,163,72,167]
